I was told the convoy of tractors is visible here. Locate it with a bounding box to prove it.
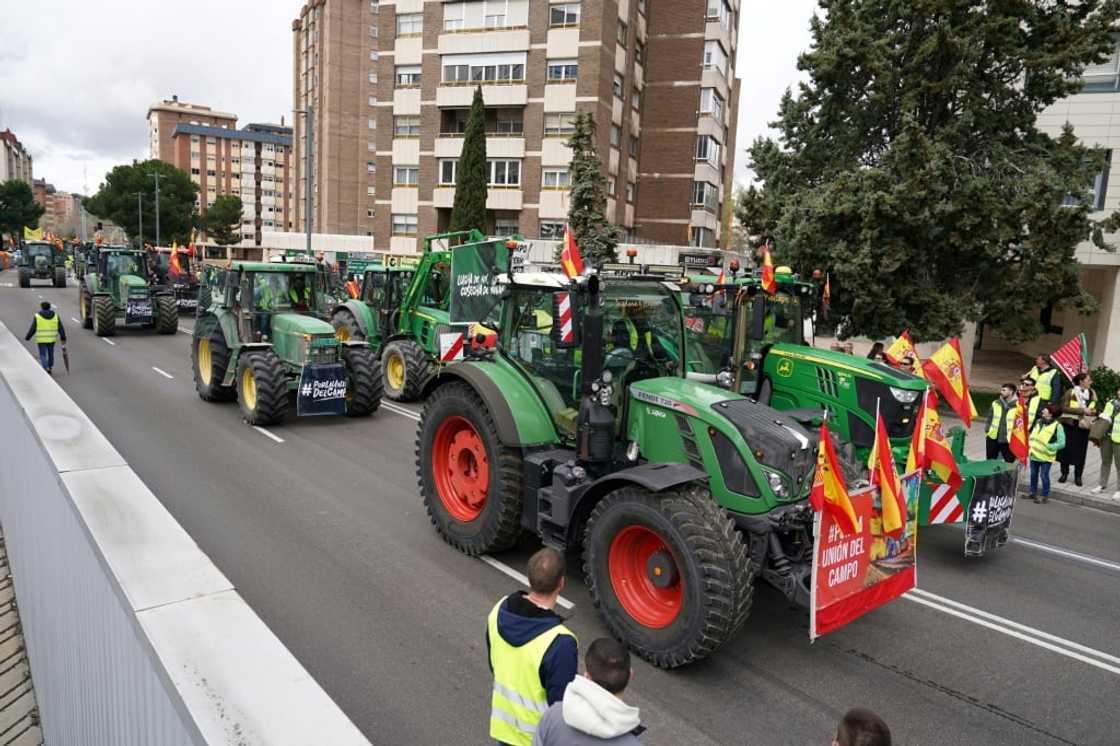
[14,233,1018,668]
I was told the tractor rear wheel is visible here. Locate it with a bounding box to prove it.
[18,268,30,288]
[383,339,432,402]
[53,267,66,288]
[193,324,235,402]
[342,345,382,417]
[417,382,522,555]
[154,296,178,334]
[79,289,93,329]
[92,296,116,337]
[197,286,212,317]
[236,350,288,426]
[332,309,365,343]
[583,484,754,668]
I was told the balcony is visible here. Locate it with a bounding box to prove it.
[432,187,523,211]
[438,28,530,56]
[435,135,524,160]
[437,83,528,108]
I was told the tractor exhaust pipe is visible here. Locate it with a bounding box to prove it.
[577,275,612,465]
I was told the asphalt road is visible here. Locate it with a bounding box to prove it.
[2,275,1117,745]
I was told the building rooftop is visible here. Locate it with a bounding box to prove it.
[172,123,292,147]
[148,97,236,121]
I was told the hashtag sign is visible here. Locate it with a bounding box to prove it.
[971,502,988,524]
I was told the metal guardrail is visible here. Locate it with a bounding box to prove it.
[0,323,370,745]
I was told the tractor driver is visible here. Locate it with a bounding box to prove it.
[254,274,276,339]
[288,272,312,312]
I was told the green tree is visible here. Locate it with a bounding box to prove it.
[450,87,488,233]
[0,180,45,240]
[566,112,618,266]
[746,0,1120,343]
[84,160,198,247]
[203,195,244,246]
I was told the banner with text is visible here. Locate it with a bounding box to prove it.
[963,468,1018,558]
[449,240,512,324]
[810,471,919,639]
[296,362,348,417]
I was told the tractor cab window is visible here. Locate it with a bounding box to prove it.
[421,261,450,309]
[362,271,386,305]
[600,282,683,384]
[27,244,52,259]
[760,291,805,346]
[503,287,579,436]
[103,253,146,279]
[682,290,736,375]
[249,271,317,316]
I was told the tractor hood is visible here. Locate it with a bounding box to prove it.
[269,313,339,367]
[119,275,149,296]
[768,343,925,390]
[270,313,335,337]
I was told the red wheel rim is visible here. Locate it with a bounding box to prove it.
[432,416,490,522]
[607,525,682,628]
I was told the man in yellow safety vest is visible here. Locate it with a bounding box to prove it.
[1028,355,1062,405]
[486,547,578,746]
[1091,388,1120,500]
[24,301,67,374]
[985,383,1018,463]
[1028,403,1065,504]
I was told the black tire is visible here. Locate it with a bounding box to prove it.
[417,382,523,555]
[342,345,382,417]
[197,286,212,318]
[583,484,754,668]
[192,321,235,402]
[154,295,178,334]
[18,268,30,288]
[54,267,66,288]
[331,309,366,342]
[92,296,116,337]
[79,288,93,329]
[383,339,433,402]
[236,350,288,426]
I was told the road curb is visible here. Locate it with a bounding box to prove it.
[1018,484,1120,514]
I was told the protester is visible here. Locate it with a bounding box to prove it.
[832,708,891,746]
[487,547,578,746]
[899,353,917,375]
[985,383,1018,463]
[1018,376,1041,430]
[1091,387,1120,499]
[866,342,885,362]
[532,638,644,746]
[24,300,66,374]
[1057,372,1097,486]
[1028,354,1062,405]
[1028,403,1065,503]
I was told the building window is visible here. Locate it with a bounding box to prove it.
[494,214,520,235]
[628,136,639,158]
[610,125,621,147]
[626,182,635,203]
[607,176,616,196]
[489,159,521,186]
[1064,150,1112,210]
[631,89,642,110]
[368,117,377,130]
[394,166,419,186]
[617,20,628,45]
[367,208,375,218]
[695,135,722,167]
[443,60,525,84]
[613,74,625,99]
[706,0,734,33]
[396,65,422,87]
[370,0,380,14]
[392,214,418,236]
[700,88,725,120]
[368,142,377,151]
[439,159,458,185]
[367,186,377,196]
[444,3,465,31]
[207,169,216,177]
[370,25,378,38]
[691,181,719,213]
[369,96,377,106]
[544,112,578,136]
[542,169,571,189]
[691,227,715,248]
[397,13,423,36]
[494,109,524,135]
[370,50,379,61]
[540,222,565,239]
[394,115,421,136]
[1081,37,1120,92]
[547,60,578,82]
[635,42,645,66]
[550,3,581,27]
[367,161,377,173]
[441,0,528,31]
[703,40,729,78]
[369,71,377,84]
[191,168,200,175]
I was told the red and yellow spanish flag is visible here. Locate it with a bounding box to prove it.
[1009,394,1030,465]
[810,420,860,535]
[921,338,978,427]
[884,330,925,379]
[560,224,584,279]
[869,408,907,536]
[761,245,776,295]
[905,390,929,475]
[912,389,963,493]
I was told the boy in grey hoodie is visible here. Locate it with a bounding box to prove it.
[532,638,644,746]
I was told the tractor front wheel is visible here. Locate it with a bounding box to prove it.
[236,350,288,426]
[154,296,178,334]
[18,268,30,288]
[417,382,522,555]
[583,485,754,668]
[53,267,66,288]
[342,345,382,417]
[79,289,93,329]
[332,309,365,343]
[383,339,433,402]
[92,296,116,337]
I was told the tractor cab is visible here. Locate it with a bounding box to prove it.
[224,264,323,343]
[98,249,150,299]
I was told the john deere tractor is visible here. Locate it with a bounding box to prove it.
[78,246,178,336]
[192,260,382,426]
[418,271,822,667]
[148,245,200,313]
[17,241,67,288]
[330,230,482,401]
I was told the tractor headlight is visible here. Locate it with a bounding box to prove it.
[598,384,614,406]
[765,470,789,497]
[716,369,734,389]
[889,386,920,404]
[601,370,613,385]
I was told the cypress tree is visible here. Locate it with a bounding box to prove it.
[566,112,619,265]
[449,87,488,234]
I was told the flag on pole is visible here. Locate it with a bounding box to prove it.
[922,338,978,427]
[23,226,43,241]
[1009,394,1030,465]
[911,389,964,521]
[1050,333,1089,383]
[884,330,925,379]
[905,390,929,475]
[869,404,907,537]
[809,419,860,535]
[761,245,777,295]
[560,225,585,279]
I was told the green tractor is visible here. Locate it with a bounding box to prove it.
[418,272,821,667]
[192,260,382,426]
[17,241,67,288]
[678,267,1017,546]
[78,246,178,336]
[330,230,486,401]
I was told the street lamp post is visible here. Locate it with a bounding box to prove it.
[151,173,164,247]
[135,192,143,250]
[294,104,314,258]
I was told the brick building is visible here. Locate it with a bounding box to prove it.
[147,97,238,162]
[1,129,33,185]
[291,0,740,252]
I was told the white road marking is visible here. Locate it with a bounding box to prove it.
[1009,536,1120,572]
[37,294,43,299]
[906,588,1120,676]
[152,367,174,380]
[179,325,194,335]
[252,426,285,444]
[102,338,115,346]
[71,317,80,324]
[480,555,575,610]
[382,401,421,421]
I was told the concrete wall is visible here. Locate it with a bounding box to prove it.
[0,323,370,745]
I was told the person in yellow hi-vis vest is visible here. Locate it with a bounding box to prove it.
[24,301,66,374]
[487,548,578,746]
[1028,355,1062,405]
[1028,403,1065,504]
[1091,387,1120,499]
[985,383,1019,463]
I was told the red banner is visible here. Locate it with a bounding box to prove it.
[810,473,919,639]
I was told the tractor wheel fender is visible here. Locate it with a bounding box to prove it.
[338,301,374,337]
[422,362,555,447]
[565,464,710,548]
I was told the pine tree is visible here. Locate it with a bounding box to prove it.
[566,112,618,265]
[746,0,1120,343]
[449,87,488,234]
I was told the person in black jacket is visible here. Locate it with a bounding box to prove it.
[24,301,66,374]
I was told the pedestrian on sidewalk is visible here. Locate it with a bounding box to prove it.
[24,301,66,374]
[1091,388,1120,500]
[1029,403,1065,503]
[532,638,644,746]
[1018,376,1042,430]
[985,383,1018,463]
[487,547,578,746]
[1057,372,1097,487]
[832,708,891,746]
[1028,354,1062,405]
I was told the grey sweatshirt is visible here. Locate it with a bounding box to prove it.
[532,675,644,746]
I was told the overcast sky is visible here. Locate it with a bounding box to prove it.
[0,0,818,196]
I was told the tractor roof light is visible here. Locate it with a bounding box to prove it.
[889,386,921,404]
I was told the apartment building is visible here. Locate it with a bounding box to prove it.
[291,0,740,252]
[1,129,33,185]
[148,97,238,162]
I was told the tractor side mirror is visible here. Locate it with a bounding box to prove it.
[551,291,581,349]
[750,296,767,341]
